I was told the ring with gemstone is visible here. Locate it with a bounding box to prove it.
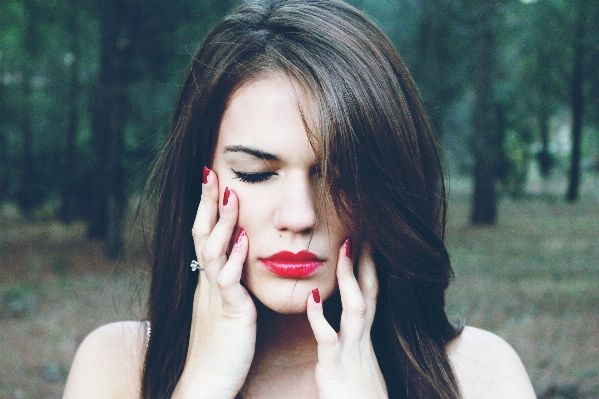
[190,260,203,272]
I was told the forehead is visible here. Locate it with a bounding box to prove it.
[215,76,317,162]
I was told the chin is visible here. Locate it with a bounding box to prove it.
[259,297,310,314]
[245,277,336,315]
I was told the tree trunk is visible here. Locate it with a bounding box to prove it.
[59,0,80,224]
[17,0,40,216]
[471,1,498,225]
[566,4,586,203]
[0,93,6,200]
[88,0,139,258]
[18,75,35,216]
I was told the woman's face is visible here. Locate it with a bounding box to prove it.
[212,76,347,314]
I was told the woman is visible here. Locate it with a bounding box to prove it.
[63,0,536,398]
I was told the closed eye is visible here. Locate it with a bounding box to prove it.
[232,169,276,183]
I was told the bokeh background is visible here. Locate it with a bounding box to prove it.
[0,0,598,398]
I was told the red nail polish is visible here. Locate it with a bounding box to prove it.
[203,166,210,184]
[223,187,230,206]
[312,287,320,304]
[344,238,351,258]
[235,228,245,245]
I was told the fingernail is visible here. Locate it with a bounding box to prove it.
[235,228,245,245]
[223,187,230,206]
[203,166,210,184]
[344,238,351,258]
[312,287,320,304]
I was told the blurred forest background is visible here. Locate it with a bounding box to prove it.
[0,0,598,398]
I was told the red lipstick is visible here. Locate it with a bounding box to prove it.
[261,250,324,278]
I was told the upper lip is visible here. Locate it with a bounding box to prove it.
[262,250,323,262]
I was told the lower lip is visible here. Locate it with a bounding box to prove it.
[260,260,324,278]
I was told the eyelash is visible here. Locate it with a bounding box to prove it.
[232,170,276,184]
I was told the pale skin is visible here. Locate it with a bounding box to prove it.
[63,76,537,399]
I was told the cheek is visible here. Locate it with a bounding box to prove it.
[325,208,348,245]
[236,188,273,233]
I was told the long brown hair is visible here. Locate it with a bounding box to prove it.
[142,1,462,398]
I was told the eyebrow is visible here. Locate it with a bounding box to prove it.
[223,145,280,161]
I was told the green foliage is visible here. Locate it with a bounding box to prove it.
[51,258,69,276]
[0,0,236,216]
[0,283,37,318]
[500,129,532,197]
[0,0,598,219]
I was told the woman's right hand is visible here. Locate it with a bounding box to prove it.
[173,168,256,399]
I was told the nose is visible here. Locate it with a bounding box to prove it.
[272,172,318,234]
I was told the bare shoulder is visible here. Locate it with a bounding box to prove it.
[63,321,147,399]
[447,326,536,399]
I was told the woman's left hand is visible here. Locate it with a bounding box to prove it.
[306,240,388,399]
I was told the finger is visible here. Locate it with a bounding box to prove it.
[200,187,239,282]
[357,245,378,332]
[337,239,367,344]
[191,166,219,262]
[217,228,250,312]
[306,287,341,368]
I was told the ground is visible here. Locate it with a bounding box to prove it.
[0,186,598,398]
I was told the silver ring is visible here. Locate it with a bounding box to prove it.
[190,260,203,272]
